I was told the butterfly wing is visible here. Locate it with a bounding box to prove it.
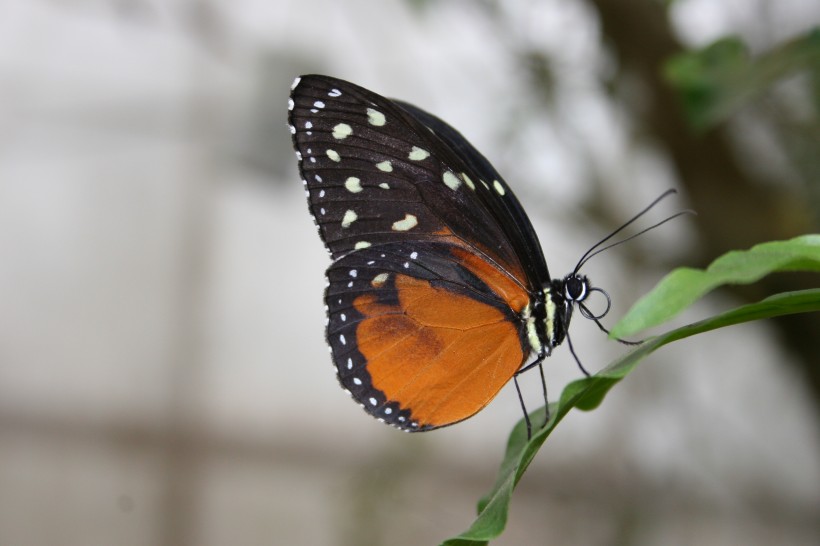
[392,99,551,289]
[326,241,530,430]
[288,75,546,430]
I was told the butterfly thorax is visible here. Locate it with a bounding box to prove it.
[527,273,591,355]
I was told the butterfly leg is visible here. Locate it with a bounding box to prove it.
[514,348,550,439]
[565,329,592,377]
[513,374,532,440]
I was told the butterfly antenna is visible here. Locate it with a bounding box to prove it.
[574,209,695,272]
[573,189,680,275]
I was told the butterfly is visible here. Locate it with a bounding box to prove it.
[287,75,664,435]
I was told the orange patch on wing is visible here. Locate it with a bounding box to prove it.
[450,247,529,313]
[432,227,529,309]
[353,274,525,428]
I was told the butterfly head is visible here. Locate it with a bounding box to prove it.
[543,273,599,350]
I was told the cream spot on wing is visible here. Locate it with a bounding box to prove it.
[391,213,418,232]
[366,108,386,126]
[376,160,393,172]
[341,209,358,228]
[493,179,506,195]
[326,149,341,162]
[332,123,353,139]
[354,241,371,249]
[462,173,475,190]
[344,177,363,193]
[371,273,389,286]
[408,146,430,161]
[442,171,461,190]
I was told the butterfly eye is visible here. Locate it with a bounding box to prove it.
[564,275,589,302]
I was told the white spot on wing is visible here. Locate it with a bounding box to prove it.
[379,182,390,190]
[340,334,346,345]
[287,98,294,111]
[462,173,476,190]
[326,149,341,162]
[376,160,393,172]
[369,397,378,406]
[328,88,342,97]
[410,251,418,259]
[354,241,371,249]
[291,77,301,90]
[313,100,326,109]
[353,377,362,385]
[493,180,506,195]
[349,269,358,278]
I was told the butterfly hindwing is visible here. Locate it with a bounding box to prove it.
[325,241,530,430]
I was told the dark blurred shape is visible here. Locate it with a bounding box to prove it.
[590,0,820,420]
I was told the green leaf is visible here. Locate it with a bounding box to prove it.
[664,28,820,129]
[440,288,820,545]
[611,234,820,339]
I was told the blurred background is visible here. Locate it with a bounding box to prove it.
[1,1,819,545]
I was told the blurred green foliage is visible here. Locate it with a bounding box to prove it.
[664,28,820,130]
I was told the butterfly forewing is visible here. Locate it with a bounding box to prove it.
[289,75,531,278]
[394,100,552,289]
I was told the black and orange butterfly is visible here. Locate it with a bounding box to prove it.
[288,75,660,435]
